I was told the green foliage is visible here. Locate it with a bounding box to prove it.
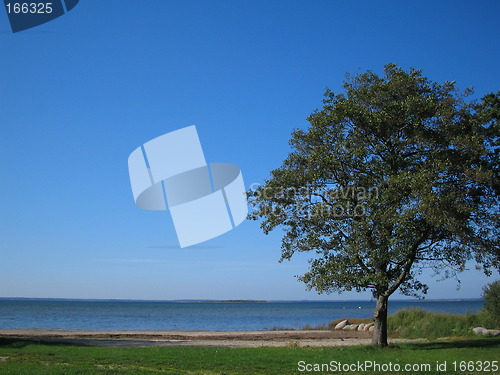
[249,64,500,301]
[482,280,500,326]
[387,308,497,339]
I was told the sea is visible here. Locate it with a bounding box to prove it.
[0,298,483,331]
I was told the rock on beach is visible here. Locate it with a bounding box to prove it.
[334,320,349,330]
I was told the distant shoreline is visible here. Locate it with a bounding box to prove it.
[0,297,483,303]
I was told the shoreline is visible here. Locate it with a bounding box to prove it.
[0,329,389,348]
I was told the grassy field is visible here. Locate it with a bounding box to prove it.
[387,308,499,339]
[0,337,499,374]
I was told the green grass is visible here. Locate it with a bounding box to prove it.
[0,337,499,374]
[302,308,496,339]
[387,308,499,339]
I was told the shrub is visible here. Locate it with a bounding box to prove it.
[482,280,500,328]
[387,308,490,339]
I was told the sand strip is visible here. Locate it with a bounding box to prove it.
[0,329,419,348]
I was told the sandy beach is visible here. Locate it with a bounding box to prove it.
[0,329,385,348]
[0,329,423,347]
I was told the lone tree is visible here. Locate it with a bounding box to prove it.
[248,64,499,347]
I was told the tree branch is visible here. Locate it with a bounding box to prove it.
[356,255,371,273]
[384,228,431,297]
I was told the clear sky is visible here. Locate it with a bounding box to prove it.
[1,0,498,301]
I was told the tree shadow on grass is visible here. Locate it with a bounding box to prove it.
[0,337,89,348]
[397,338,500,351]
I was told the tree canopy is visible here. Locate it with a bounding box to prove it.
[248,64,500,347]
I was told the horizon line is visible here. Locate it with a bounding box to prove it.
[0,297,483,303]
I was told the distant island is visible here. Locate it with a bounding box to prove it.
[175,299,269,303]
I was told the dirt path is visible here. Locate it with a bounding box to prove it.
[0,329,417,348]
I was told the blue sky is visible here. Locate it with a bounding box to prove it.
[1,0,498,301]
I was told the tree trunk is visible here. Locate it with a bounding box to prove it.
[371,294,389,347]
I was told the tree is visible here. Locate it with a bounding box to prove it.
[482,280,500,327]
[248,64,500,347]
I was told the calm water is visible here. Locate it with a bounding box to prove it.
[0,299,482,331]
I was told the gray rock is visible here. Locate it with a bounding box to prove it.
[472,327,487,335]
[334,320,349,330]
[364,323,374,331]
[472,327,500,336]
